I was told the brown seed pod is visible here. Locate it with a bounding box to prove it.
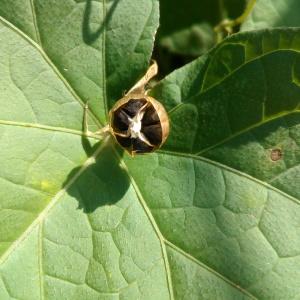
[82,61,169,155]
[109,93,169,155]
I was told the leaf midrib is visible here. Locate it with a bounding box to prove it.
[29,0,41,45]
[164,240,257,299]
[102,0,108,120]
[38,222,44,300]
[115,148,175,300]
[118,149,257,299]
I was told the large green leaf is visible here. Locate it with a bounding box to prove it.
[0,0,158,124]
[241,0,300,31]
[151,28,300,298]
[152,28,300,198]
[0,2,300,300]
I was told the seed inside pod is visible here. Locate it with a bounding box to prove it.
[112,98,163,154]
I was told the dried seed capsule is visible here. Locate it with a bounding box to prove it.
[109,94,169,155]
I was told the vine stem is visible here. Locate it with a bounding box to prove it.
[215,0,257,41]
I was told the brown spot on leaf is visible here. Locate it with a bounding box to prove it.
[270,148,282,161]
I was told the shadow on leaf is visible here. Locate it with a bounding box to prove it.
[63,135,129,213]
[82,0,120,44]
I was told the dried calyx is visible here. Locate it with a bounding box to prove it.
[107,61,169,155]
[83,62,169,155]
[111,98,165,154]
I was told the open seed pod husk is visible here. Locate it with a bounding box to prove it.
[109,94,169,155]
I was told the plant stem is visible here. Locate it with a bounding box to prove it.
[215,0,257,41]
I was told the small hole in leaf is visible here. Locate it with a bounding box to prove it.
[270,148,282,161]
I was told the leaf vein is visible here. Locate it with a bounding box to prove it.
[29,0,42,45]
[0,15,103,128]
[102,0,108,119]
[157,149,300,206]
[164,239,257,299]
[0,119,102,140]
[38,222,44,300]
[196,110,300,155]
[200,48,300,96]
[115,148,175,300]
[168,48,300,117]
[0,138,109,267]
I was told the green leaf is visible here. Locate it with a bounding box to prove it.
[150,28,300,298]
[124,152,300,300]
[152,28,300,195]
[0,2,300,300]
[0,0,158,124]
[241,0,300,31]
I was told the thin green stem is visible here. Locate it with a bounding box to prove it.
[215,0,257,41]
